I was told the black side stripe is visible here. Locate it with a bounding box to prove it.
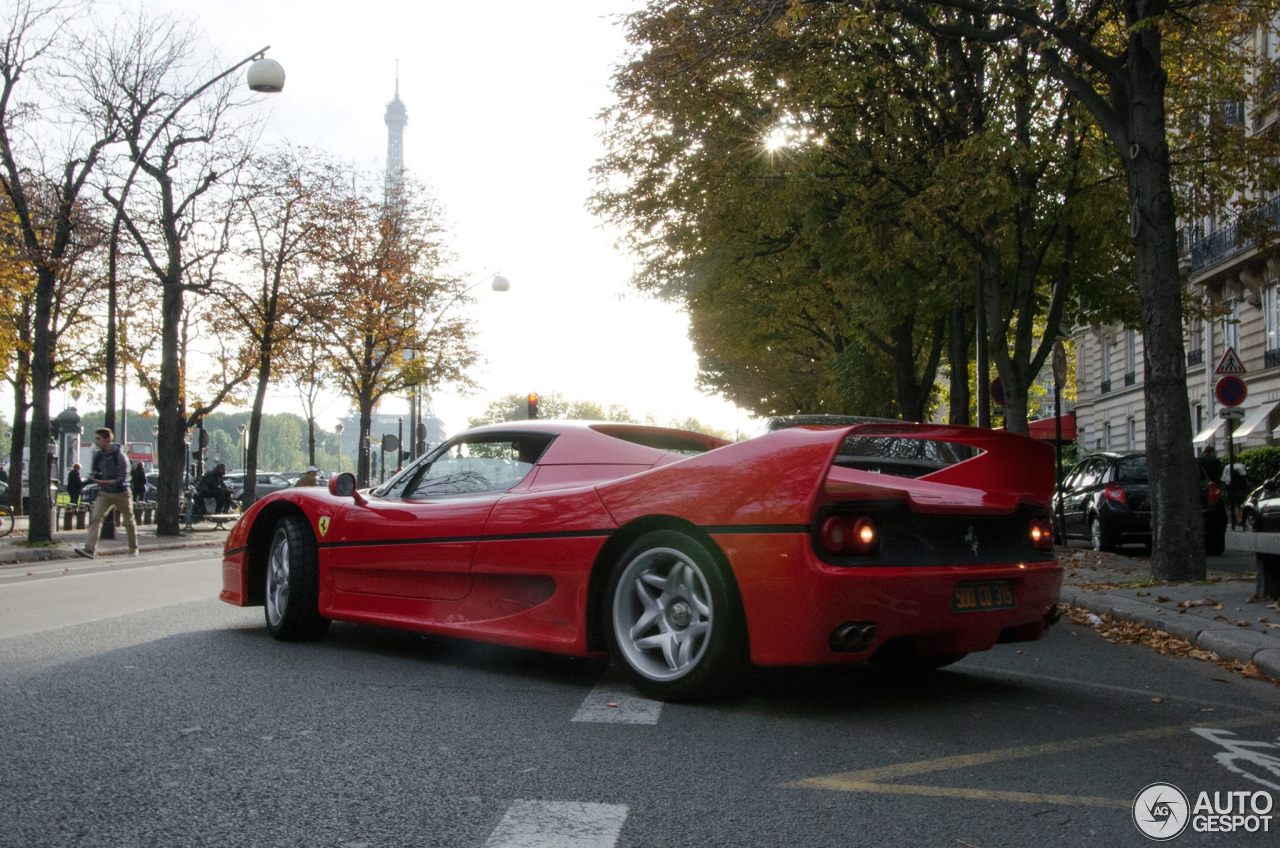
[314,524,809,550]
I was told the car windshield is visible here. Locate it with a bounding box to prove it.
[1115,456,1148,484]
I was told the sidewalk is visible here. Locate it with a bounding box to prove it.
[0,512,229,566]
[1061,543,1280,681]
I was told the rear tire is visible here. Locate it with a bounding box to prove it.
[264,515,329,641]
[603,530,746,702]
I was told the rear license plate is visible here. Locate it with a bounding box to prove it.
[952,580,1016,613]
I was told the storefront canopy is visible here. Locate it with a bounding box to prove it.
[1233,400,1280,440]
[1027,412,1076,443]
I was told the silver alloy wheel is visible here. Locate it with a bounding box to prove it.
[612,545,713,682]
[1090,516,1103,551]
[266,528,290,628]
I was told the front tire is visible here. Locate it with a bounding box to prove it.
[603,530,746,702]
[264,515,329,641]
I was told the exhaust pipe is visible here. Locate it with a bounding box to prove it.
[829,621,878,653]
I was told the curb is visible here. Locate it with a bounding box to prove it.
[1071,589,1279,678]
[0,535,226,567]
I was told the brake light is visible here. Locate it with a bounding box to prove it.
[1103,483,1127,504]
[818,515,879,556]
[1029,518,1053,552]
[1206,482,1222,504]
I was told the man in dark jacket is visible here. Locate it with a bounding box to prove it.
[197,463,232,513]
[75,428,138,558]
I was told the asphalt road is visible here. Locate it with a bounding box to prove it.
[1,551,1277,848]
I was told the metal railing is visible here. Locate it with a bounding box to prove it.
[1267,347,1280,369]
[1191,194,1280,273]
[1187,348,1204,367]
[1124,372,1136,386]
[1100,379,1112,394]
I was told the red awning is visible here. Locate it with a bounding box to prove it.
[1027,412,1076,443]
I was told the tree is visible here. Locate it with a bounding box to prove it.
[467,392,636,427]
[209,145,319,506]
[307,166,476,487]
[594,0,1128,429]
[0,0,120,539]
[96,16,267,535]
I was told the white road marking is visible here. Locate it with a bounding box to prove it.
[572,684,663,724]
[483,800,628,848]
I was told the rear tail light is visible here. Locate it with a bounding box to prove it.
[1206,482,1222,504]
[818,514,879,556]
[1103,483,1127,504]
[1029,517,1053,551]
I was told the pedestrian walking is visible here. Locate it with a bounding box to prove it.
[130,462,146,503]
[66,463,83,504]
[1222,461,1250,527]
[75,428,138,558]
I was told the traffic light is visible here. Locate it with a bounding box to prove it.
[527,393,539,419]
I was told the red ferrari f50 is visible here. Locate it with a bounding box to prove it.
[221,419,1062,700]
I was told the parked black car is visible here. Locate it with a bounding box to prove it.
[1053,451,1227,554]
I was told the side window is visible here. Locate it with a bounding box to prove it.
[397,434,553,499]
[1078,460,1101,488]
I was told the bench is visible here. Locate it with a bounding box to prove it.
[205,513,239,531]
[1223,530,1280,599]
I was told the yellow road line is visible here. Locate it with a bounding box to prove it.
[789,714,1276,806]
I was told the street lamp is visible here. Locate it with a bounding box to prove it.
[408,272,511,460]
[335,422,344,473]
[103,48,285,462]
[237,423,247,471]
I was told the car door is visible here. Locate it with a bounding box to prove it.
[1060,460,1093,538]
[322,433,547,609]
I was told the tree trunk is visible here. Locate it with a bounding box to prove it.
[947,306,970,425]
[26,267,56,542]
[1113,9,1204,580]
[243,347,273,509]
[6,368,29,514]
[155,274,186,536]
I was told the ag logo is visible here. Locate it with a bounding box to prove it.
[318,516,331,537]
[1133,782,1190,841]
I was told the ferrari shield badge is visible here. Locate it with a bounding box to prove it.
[318,516,331,537]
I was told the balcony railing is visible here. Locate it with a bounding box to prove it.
[1191,194,1280,273]
[1124,372,1136,386]
[1221,100,1246,126]
[1100,380,1112,394]
[1267,347,1280,369]
[1187,348,1204,367]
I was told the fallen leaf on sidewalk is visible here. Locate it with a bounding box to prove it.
[1157,596,1171,603]
[1177,598,1218,609]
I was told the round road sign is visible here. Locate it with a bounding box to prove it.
[1214,375,1248,408]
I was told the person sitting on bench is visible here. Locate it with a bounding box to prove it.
[197,463,233,514]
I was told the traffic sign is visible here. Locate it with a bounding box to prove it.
[1215,346,1247,376]
[1215,375,1248,407]
[1219,407,1246,419]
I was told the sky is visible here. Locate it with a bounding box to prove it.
[88,0,759,440]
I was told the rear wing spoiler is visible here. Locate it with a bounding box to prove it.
[597,422,1053,529]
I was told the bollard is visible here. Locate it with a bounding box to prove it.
[76,506,87,529]
[61,506,73,531]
